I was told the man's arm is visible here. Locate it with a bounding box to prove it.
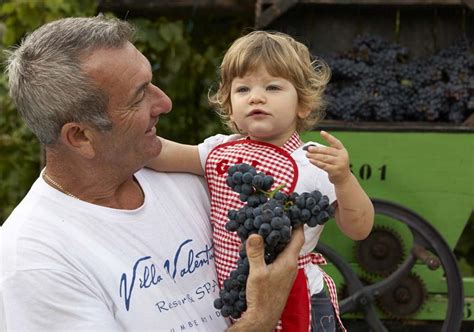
[227,227,304,331]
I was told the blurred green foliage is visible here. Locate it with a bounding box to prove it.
[129,17,227,143]
[0,0,250,223]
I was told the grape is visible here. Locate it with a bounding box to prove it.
[266,230,281,247]
[214,298,224,309]
[225,220,239,232]
[270,216,283,230]
[214,163,337,319]
[258,223,272,236]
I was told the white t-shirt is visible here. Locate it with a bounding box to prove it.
[198,134,336,295]
[0,169,229,331]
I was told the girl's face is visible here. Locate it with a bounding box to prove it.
[230,66,309,147]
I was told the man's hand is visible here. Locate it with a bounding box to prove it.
[305,130,351,185]
[227,227,304,331]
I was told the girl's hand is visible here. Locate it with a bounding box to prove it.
[304,130,351,185]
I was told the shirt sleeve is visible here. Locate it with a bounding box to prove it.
[1,269,122,331]
[295,142,337,204]
[197,134,242,171]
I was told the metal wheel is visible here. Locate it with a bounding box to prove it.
[316,198,464,332]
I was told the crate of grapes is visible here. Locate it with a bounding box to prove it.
[254,2,474,329]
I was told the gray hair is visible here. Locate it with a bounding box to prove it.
[4,16,135,145]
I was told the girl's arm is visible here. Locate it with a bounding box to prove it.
[305,131,374,240]
[332,173,374,240]
[146,137,204,176]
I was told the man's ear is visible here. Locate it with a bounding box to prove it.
[60,122,96,159]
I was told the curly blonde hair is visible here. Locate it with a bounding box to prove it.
[209,30,331,133]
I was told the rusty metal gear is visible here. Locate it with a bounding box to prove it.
[355,225,404,276]
[376,272,427,319]
[338,275,373,300]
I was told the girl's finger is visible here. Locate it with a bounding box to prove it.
[320,130,344,149]
[307,154,339,165]
[304,144,339,157]
[309,159,328,170]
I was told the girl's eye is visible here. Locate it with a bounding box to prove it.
[235,86,249,93]
[267,85,281,91]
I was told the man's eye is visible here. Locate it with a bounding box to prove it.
[133,91,146,106]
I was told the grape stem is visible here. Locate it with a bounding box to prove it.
[267,183,286,198]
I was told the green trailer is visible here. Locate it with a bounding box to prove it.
[301,121,474,331]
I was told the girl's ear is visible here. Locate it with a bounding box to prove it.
[229,108,243,134]
[229,109,237,129]
[232,122,244,134]
[229,105,235,122]
[297,107,311,119]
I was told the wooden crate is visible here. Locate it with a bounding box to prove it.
[255,0,473,57]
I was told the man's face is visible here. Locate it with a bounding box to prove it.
[82,42,172,170]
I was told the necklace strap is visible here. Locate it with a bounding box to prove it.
[42,171,145,204]
[43,172,79,200]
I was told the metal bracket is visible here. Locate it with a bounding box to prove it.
[255,0,299,29]
[462,0,474,10]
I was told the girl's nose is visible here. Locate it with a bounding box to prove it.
[249,89,265,104]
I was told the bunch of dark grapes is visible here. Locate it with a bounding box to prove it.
[213,163,335,319]
[323,35,473,123]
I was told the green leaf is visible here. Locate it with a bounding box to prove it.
[0,2,16,14]
[159,22,184,43]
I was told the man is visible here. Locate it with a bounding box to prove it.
[0,16,303,331]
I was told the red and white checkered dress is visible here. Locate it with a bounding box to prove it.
[204,132,345,332]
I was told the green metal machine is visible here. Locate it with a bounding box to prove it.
[302,122,473,331]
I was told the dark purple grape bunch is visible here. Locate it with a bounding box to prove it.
[226,163,274,203]
[213,249,249,319]
[214,163,335,319]
[286,191,333,228]
[225,197,293,259]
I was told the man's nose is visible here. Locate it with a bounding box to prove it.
[150,84,172,116]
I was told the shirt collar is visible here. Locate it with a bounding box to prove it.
[281,131,303,154]
[244,131,303,154]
